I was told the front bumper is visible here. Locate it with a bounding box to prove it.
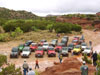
[73,51,80,55]
[48,54,56,57]
[62,53,68,56]
[10,55,18,58]
[21,54,29,58]
[35,54,43,57]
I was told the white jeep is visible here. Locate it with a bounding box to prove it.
[21,47,31,58]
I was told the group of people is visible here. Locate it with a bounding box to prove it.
[23,59,39,75]
[80,51,98,75]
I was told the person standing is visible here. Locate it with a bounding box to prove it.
[23,59,29,75]
[89,41,92,46]
[35,59,39,69]
[28,67,35,75]
[92,51,98,66]
[59,54,63,64]
[80,61,88,75]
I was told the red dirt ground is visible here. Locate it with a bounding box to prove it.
[41,57,96,75]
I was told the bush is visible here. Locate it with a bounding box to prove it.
[0,33,11,42]
[0,55,7,67]
[11,27,23,38]
[71,24,82,32]
[46,24,53,32]
[82,54,92,64]
[32,26,38,31]
[95,54,100,75]
[54,22,71,33]
[0,64,22,75]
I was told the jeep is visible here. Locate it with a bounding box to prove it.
[82,46,93,56]
[10,47,20,58]
[61,47,69,57]
[43,42,49,51]
[81,43,87,51]
[55,43,63,52]
[51,39,58,47]
[68,43,74,52]
[47,46,56,57]
[61,39,68,46]
[30,43,38,52]
[35,47,44,58]
[39,39,47,46]
[25,40,33,46]
[21,47,31,58]
[72,40,79,46]
[18,44,24,52]
[73,45,81,55]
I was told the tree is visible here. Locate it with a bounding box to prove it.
[47,24,53,32]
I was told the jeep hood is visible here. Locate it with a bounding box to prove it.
[22,51,30,55]
[81,46,87,49]
[73,48,80,52]
[36,51,43,54]
[83,50,91,53]
[48,50,55,54]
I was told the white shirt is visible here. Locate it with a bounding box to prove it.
[28,70,35,75]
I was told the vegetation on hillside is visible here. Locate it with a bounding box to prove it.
[0,7,39,19]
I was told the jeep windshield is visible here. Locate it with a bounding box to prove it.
[72,40,78,43]
[82,43,87,46]
[68,44,74,47]
[37,48,43,50]
[57,43,63,46]
[43,44,49,46]
[85,47,91,50]
[12,48,18,52]
[62,47,68,50]
[75,45,80,48]
[23,48,30,51]
[48,48,54,50]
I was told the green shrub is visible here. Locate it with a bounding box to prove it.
[0,33,11,42]
[0,55,7,67]
[0,64,22,75]
[32,26,38,31]
[82,54,92,64]
[46,24,53,32]
[71,24,82,32]
[11,27,23,38]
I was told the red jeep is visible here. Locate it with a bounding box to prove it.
[39,39,47,46]
[72,36,80,46]
[73,36,79,41]
[30,43,38,52]
[35,47,44,58]
[55,43,63,52]
[47,47,56,57]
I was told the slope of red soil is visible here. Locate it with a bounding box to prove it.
[41,57,96,75]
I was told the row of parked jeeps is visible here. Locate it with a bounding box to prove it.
[10,36,93,58]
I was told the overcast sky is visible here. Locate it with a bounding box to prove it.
[0,0,100,16]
